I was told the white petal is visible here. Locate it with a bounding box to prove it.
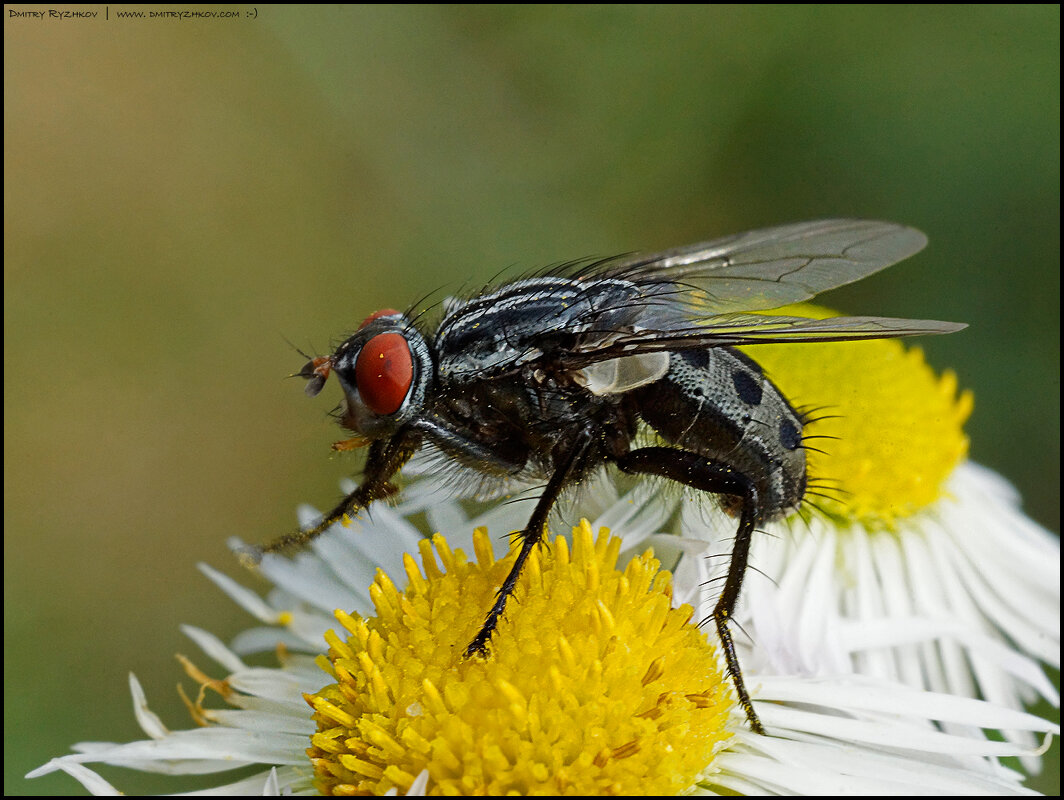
[181,625,248,674]
[201,708,315,735]
[69,727,306,771]
[257,548,363,614]
[226,666,325,702]
[757,676,1058,734]
[25,760,122,794]
[128,673,169,740]
[180,766,312,797]
[198,562,281,624]
[230,624,325,656]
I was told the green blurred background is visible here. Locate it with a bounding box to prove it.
[5,5,1058,795]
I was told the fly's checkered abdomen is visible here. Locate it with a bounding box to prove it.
[633,347,807,520]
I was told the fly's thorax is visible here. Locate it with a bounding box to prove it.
[634,347,807,520]
[433,277,645,383]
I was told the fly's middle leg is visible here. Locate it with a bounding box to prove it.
[465,433,593,658]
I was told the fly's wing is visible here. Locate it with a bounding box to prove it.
[551,219,964,387]
[574,219,931,315]
[559,312,966,376]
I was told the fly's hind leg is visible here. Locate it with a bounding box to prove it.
[615,447,766,734]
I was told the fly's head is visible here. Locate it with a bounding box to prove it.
[301,309,434,440]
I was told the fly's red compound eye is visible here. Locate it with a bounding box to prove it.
[359,308,402,330]
[355,332,413,416]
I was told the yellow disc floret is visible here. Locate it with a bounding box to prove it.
[741,304,972,528]
[306,522,734,795]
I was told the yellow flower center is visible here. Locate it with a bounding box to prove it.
[305,522,734,795]
[741,304,972,528]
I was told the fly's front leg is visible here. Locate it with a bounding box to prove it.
[465,433,593,658]
[240,433,420,566]
[615,447,766,734]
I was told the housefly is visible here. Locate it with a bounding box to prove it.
[246,219,965,733]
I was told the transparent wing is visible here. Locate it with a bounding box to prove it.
[575,219,930,315]
[557,313,966,371]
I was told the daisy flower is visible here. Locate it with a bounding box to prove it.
[29,511,1056,794]
[666,306,1059,756]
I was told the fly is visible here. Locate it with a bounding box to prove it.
[245,219,965,733]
